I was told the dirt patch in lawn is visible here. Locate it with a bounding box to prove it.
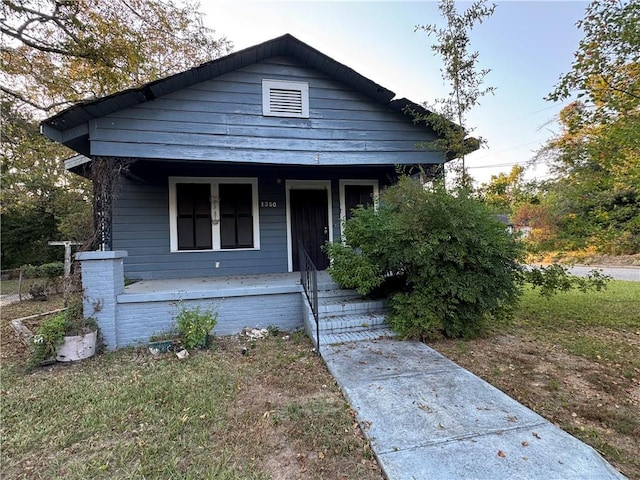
[1,295,66,363]
[1,298,383,480]
[212,335,382,480]
[430,333,640,479]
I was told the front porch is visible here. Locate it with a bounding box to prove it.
[118,272,311,347]
[76,250,392,350]
[121,272,308,302]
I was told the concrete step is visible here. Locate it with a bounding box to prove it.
[317,296,387,315]
[319,311,388,333]
[317,288,361,299]
[319,326,397,348]
[316,278,342,291]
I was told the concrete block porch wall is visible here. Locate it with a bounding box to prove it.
[76,250,127,350]
[76,250,303,350]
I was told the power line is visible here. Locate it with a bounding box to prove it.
[467,161,532,169]
[490,102,565,127]
[468,139,547,161]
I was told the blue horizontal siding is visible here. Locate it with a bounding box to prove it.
[97,117,428,142]
[112,164,398,280]
[93,129,423,153]
[92,145,437,166]
[90,56,442,165]
[103,55,439,279]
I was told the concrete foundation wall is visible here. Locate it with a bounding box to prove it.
[116,293,303,347]
[77,250,304,350]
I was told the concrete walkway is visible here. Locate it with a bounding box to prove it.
[0,293,21,307]
[321,335,625,480]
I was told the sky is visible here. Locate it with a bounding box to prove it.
[199,0,588,186]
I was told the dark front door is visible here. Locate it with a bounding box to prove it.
[290,189,329,271]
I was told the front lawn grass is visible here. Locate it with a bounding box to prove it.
[431,280,640,479]
[1,302,382,480]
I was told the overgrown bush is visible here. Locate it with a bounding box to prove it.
[326,177,525,340]
[28,297,98,369]
[22,262,64,279]
[22,262,65,299]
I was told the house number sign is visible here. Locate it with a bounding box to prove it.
[260,201,277,208]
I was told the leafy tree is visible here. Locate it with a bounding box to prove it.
[547,0,639,122]
[538,0,640,255]
[326,177,524,340]
[1,0,230,113]
[414,0,496,188]
[1,0,231,267]
[477,165,538,215]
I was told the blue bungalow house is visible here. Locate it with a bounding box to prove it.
[41,34,465,349]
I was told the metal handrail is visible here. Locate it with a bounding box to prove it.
[298,242,320,354]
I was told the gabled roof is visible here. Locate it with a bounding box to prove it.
[43,34,401,134]
[41,33,471,158]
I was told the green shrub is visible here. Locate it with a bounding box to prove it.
[323,242,383,295]
[39,262,64,279]
[21,262,65,299]
[524,264,611,296]
[21,262,64,279]
[29,313,67,367]
[175,304,218,350]
[28,298,98,369]
[326,177,524,340]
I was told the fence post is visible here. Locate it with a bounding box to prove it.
[48,241,83,276]
[18,267,23,301]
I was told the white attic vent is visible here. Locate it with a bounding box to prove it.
[262,79,309,118]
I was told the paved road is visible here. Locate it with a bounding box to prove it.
[566,265,640,282]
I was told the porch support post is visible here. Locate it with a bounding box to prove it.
[88,155,136,251]
[90,156,114,251]
[76,250,127,350]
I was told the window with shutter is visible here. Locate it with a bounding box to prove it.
[176,183,212,250]
[169,177,260,252]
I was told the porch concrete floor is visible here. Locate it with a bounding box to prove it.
[120,271,336,302]
[125,272,296,293]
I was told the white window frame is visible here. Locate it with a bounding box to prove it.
[339,179,379,225]
[169,177,260,252]
[262,79,309,118]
